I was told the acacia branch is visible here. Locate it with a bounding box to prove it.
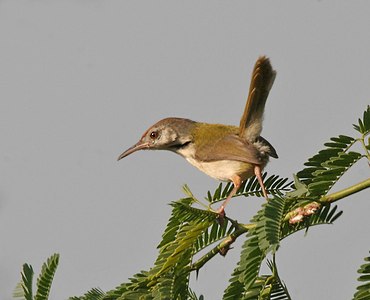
[320,177,370,203]
[189,223,255,272]
[284,177,370,222]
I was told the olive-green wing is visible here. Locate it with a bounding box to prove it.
[239,56,276,141]
[194,135,262,164]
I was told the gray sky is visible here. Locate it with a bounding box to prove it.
[1,1,369,299]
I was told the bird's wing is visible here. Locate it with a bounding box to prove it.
[194,135,262,165]
[239,56,276,142]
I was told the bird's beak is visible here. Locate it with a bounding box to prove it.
[117,141,149,161]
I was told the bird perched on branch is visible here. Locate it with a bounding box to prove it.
[118,56,278,216]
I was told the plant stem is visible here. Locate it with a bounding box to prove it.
[189,224,254,272]
[320,177,370,203]
[284,178,370,222]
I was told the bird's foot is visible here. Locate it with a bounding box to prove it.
[216,206,226,224]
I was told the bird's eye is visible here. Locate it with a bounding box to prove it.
[150,131,158,139]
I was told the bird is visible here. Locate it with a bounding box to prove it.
[117,56,278,216]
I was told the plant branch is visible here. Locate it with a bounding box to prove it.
[284,177,370,222]
[189,223,255,272]
[320,177,370,203]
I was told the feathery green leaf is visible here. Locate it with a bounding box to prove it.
[35,253,59,300]
[207,173,291,204]
[223,234,264,299]
[256,196,286,253]
[281,204,342,240]
[353,251,370,300]
[194,219,235,253]
[354,106,370,134]
[13,264,34,300]
[68,288,106,300]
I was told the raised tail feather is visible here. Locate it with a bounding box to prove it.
[239,56,276,142]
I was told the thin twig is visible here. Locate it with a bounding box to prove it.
[189,223,255,272]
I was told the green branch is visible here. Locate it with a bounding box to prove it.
[284,178,370,222]
[320,177,370,203]
[189,223,254,272]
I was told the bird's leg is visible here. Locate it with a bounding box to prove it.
[217,175,241,217]
[254,165,268,199]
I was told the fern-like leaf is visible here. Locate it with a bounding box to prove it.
[353,105,370,134]
[157,197,193,249]
[256,196,286,253]
[309,151,362,197]
[35,253,60,300]
[353,251,370,300]
[281,204,343,240]
[102,271,152,299]
[297,107,369,197]
[297,140,362,197]
[154,221,211,277]
[241,262,291,300]
[68,288,106,300]
[242,276,271,300]
[269,278,291,300]
[152,199,216,276]
[194,218,235,252]
[171,201,217,224]
[13,264,34,300]
[105,195,216,299]
[207,173,291,204]
[154,248,192,300]
[223,234,264,299]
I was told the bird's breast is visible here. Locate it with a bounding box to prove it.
[185,157,255,182]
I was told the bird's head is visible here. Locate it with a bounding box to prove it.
[117,117,195,160]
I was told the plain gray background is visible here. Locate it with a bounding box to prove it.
[1,1,369,299]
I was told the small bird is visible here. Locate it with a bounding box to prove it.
[118,56,278,216]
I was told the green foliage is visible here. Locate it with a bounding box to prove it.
[353,251,370,300]
[90,194,220,300]
[16,106,370,299]
[256,196,286,253]
[266,260,291,300]
[13,264,34,300]
[297,136,361,197]
[102,271,151,299]
[69,288,106,300]
[194,217,234,252]
[280,204,343,240]
[353,105,370,135]
[296,105,369,199]
[224,258,292,300]
[223,196,286,299]
[242,276,272,300]
[35,254,59,300]
[14,254,59,300]
[207,174,292,204]
[268,279,291,300]
[223,234,264,299]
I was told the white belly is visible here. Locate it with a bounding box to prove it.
[185,157,254,182]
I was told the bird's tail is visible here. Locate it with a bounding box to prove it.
[239,56,276,142]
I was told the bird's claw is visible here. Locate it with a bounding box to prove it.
[216,207,226,224]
